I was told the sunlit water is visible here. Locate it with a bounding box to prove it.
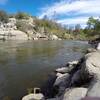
[0,40,90,100]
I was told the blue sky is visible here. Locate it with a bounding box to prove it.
[0,0,100,27]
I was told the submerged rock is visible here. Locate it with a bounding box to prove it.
[87,48,97,53]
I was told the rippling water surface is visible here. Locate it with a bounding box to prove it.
[0,40,90,100]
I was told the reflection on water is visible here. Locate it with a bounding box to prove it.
[0,40,90,100]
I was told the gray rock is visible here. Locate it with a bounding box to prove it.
[55,61,78,74]
[63,88,88,100]
[56,67,69,73]
[87,48,97,53]
[54,73,70,96]
[70,51,100,86]
[97,43,100,50]
[84,51,100,76]
[87,77,100,97]
[70,69,82,86]
[54,73,69,86]
[53,51,100,99]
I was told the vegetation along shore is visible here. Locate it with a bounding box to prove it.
[0,10,100,41]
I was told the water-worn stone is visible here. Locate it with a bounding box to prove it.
[22,93,44,100]
[63,88,88,100]
[67,61,79,66]
[56,67,69,74]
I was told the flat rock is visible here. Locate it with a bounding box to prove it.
[56,67,69,73]
[22,93,44,100]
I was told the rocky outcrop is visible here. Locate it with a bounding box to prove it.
[22,50,100,100]
[0,30,28,40]
[46,50,100,100]
[0,17,62,41]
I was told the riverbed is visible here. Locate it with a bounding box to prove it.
[0,40,90,100]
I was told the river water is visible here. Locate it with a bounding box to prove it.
[0,40,90,100]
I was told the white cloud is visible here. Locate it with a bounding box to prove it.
[57,17,89,25]
[0,0,8,5]
[38,0,100,26]
[57,16,99,28]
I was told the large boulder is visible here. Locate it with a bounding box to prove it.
[87,77,100,97]
[70,51,100,97]
[9,30,28,40]
[97,43,100,50]
[70,51,100,85]
[63,88,87,100]
[84,51,100,76]
[0,30,29,40]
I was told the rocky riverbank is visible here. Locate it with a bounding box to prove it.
[22,48,100,100]
[0,17,62,41]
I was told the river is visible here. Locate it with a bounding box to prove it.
[0,40,90,100]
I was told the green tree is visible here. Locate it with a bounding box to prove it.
[85,17,100,35]
[87,16,96,29]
